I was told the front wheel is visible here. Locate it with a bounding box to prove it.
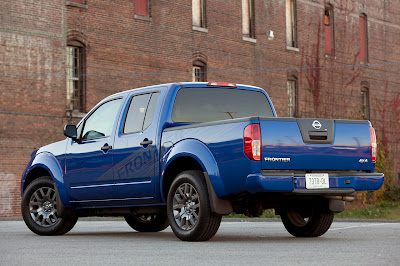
[21,176,78,236]
[280,198,334,237]
[167,171,222,241]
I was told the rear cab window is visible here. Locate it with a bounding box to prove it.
[172,87,274,123]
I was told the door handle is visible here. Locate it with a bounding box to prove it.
[101,144,113,151]
[140,140,153,146]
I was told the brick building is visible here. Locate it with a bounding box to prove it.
[1,0,399,216]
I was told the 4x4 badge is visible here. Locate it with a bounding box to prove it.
[312,120,322,130]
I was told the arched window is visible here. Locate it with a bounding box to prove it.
[192,60,206,82]
[66,41,86,113]
[287,76,298,117]
[361,86,370,120]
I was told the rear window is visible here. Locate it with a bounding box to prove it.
[172,87,273,123]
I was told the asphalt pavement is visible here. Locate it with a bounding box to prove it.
[0,218,399,265]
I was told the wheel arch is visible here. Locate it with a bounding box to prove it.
[160,139,232,215]
[22,152,71,208]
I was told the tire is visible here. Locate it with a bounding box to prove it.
[280,198,334,237]
[124,208,169,232]
[21,176,78,236]
[167,170,222,241]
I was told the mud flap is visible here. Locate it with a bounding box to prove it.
[203,172,233,215]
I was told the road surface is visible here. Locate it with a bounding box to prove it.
[0,218,399,265]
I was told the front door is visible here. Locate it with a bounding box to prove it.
[64,98,123,204]
[113,92,161,202]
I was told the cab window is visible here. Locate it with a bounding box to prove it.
[81,98,122,141]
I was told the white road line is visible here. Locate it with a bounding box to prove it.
[329,223,392,231]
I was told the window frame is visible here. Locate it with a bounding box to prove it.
[359,13,369,64]
[192,0,206,29]
[324,4,335,56]
[134,0,150,18]
[242,0,255,39]
[192,60,207,82]
[287,77,298,117]
[79,98,123,142]
[361,87,370,120]
[66,41,86,113]
[286,0,298,48]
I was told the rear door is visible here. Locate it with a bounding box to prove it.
[112,91,162,201]
[260,118,373,171]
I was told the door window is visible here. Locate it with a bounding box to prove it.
[81,98,122,141]
[124,92,160,134]
[143,93,160,130]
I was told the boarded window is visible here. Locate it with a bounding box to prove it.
[287,78,298,117]
[192,0,206,28]
[286,0,297,47]
[66,42,85,112]
[359,14,368,63]
[324,5,334,56]
[135,0,149,17]
[242,0,255,38]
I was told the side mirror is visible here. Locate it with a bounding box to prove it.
[64,124,78,141]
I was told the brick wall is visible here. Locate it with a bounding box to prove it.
[0,0,66,217]
[0,0,399,216]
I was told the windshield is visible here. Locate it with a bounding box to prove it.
[172,87,274,123]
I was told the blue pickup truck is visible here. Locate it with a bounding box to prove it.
[21,82,384,241]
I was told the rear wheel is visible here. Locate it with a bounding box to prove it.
[21,176,78,235]
[124,208,169,232]
[167,170,222,241]
[280,198,334,237]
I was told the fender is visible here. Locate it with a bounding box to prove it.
[23,152,71,208]
[161,139,232,215]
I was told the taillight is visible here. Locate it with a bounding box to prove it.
[244,124,261,161]
[370,127,377,163]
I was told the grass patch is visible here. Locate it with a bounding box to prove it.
[335,201,400,220]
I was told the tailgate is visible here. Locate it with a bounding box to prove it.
[260,118,374,172]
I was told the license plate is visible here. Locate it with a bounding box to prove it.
[305,173,329,189]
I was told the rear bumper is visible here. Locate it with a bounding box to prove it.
[244,172,384,194]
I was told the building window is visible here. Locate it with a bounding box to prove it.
[192,0,206,28]
[361,87,370,120]
[287,78,298,117]
[66,42,85,112]
[135,0,149,17]
[242,0,255,39]
[192,61,206,82]
[286,0,297,48]
[324,5,335,56]
[359,14,368,64]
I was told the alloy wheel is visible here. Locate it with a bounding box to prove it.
[172,183,200,231]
